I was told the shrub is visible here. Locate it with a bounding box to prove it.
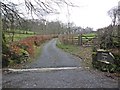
[2,35,52,67]
[114,54,120,72]
[2,41,11,67]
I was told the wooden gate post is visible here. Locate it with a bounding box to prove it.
[72,35,73,45]
[78,34,82,46]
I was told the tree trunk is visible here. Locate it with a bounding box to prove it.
[11,30,15,42]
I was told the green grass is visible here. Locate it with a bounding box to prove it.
[82,33,97,41]
[34,42,46,60]
[27,44,43,64]
[5,33,35,42]
[56,39,93,68]
[82,37,94,39]
[82,33,97,37]
[4,29,35,42]
[73,33,97,42]
[6,29,35,34]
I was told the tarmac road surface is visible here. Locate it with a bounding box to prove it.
[2,39,118,88]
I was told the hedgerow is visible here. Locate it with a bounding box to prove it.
[2,35,52,68]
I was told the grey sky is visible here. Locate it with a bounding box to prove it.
[6,0,119,30]
[46,0,119,30]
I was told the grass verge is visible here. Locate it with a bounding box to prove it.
[31,42,46,62]
[56,39,93,68]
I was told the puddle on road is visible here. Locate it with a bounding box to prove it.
[4,67,90,73]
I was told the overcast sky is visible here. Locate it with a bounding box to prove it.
[46,0,119,30]
[6,0,120,30]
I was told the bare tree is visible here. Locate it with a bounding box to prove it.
[103,6,120,49]
[108,6,119,26]
[1,0,77,42]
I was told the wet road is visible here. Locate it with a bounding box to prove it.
[2,39,118,88]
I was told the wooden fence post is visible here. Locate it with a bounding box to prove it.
[78,34,82,46]
[72,35,73,45]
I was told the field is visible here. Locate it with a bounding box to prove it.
[59,33,97,46]
[82,33,97,41]
[82,33,97,37]
[5,33,35,42]
[4,30,35,42]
